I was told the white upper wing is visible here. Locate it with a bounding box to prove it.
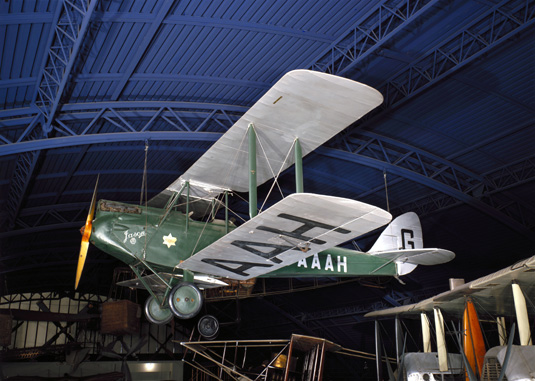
[163,70,383,199]
[179,193,392,279]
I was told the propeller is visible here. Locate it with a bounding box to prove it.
[99,336,148,381]
[75,175,99,290]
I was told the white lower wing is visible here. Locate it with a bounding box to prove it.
[116,273,228,293]
[178,193,392,280]
[365,255,535,318]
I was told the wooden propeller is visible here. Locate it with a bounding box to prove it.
[75,176,99,290]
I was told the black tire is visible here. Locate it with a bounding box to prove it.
[168,282,203,319]
[144,295,173,325]
[198,315,219,340]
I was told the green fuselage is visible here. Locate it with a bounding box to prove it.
[90,199,396,279]
[91,200,229,273]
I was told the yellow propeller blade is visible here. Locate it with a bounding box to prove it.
[75,176,99,290]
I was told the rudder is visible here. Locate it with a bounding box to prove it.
[368,212,423,253]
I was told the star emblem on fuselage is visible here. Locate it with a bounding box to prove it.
[162,233,177,248]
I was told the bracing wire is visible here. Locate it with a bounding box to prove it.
[383,169,390,213]
[257,135,296,212]
[141,140,149,260]
[140,140,149,206]
[218,127,249,193]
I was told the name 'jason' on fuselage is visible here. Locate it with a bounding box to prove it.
[90,200,396,278]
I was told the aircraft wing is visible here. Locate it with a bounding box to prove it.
[365,255,535,319]
[151,70,383,203]
[116,273,228,292]
[178,193,392,280]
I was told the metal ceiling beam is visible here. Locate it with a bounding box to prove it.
[5,1,98,230]
[0,12,55,25]
[377,0,535,110]
[1,255,113,275]
[2,200,89,240]
[35,168,182,181]
[0,101,247,120]
[97,12,334,43]
[260,299,316,337]
[393,155,535,224]
[0,78,38,89]
[33,0,98,129]
[0,292,108,305]
[0,102,246,147]
[338,118,534,215]
[76,72,270,89]
[318,142,535,241]
[308,0,441,75]
[1,222,85,239]
[451,74,535,116]
[4,116,45,229]
[0,131,220,157]
[110,0,175,101]
[335,0,535,152]
[10,146,533,239]
[3,115,532,237]
[296,287,439,324]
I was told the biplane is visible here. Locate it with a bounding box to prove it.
[365,255,535,381]
[75,70,454,331]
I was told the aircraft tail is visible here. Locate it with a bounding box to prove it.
[367,212,455,276]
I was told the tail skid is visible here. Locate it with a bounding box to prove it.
[368,212,455,276]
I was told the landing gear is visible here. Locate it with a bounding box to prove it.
[198,315,219,340]
[168,282,203,319]
[144,295,173,325]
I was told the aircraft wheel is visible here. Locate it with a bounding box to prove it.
[168,282,203,319]
[144,295,173,325]
[198,315,219,340]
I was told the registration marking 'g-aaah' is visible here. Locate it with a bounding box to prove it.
[297,253,348,273]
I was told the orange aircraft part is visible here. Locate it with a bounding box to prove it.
[75,176,99,290]
[463,299,486,380]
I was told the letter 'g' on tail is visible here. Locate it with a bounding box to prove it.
[367,212,454,276]
[369,212,423,253]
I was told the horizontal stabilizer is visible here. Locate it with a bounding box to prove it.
[373,248,455,276]
[371,248,455,266]
[367,212,455,275]
[179,193,392,280]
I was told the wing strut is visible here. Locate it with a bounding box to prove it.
[421,313,432,352]
[159,182,187,226]
[185,181,190,231]
[295,138,303,193]
[434,307,448,372]
[248,123,257,219]
[512,282,532,345]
